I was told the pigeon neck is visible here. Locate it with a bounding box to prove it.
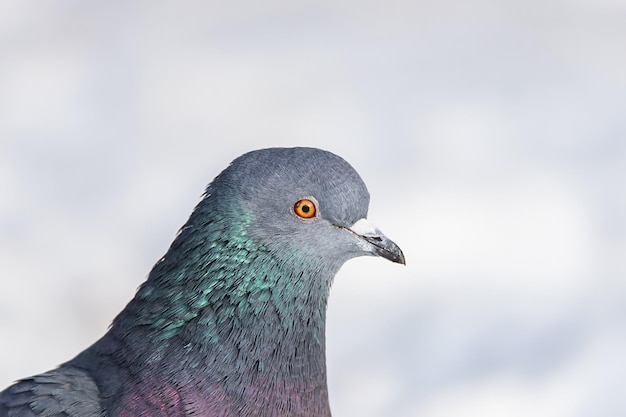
[110,212,334,399]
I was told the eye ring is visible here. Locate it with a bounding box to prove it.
[294,198,317,219]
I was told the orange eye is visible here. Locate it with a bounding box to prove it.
[294,198,317,219]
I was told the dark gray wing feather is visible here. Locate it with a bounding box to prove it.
[0,366,103,417]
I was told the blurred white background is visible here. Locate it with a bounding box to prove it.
[1,1,625,416]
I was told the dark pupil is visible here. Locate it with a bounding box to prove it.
[301,204,310,213]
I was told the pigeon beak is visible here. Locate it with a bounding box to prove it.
[348,218,406,265]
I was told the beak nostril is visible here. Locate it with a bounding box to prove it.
[344,218,405,265]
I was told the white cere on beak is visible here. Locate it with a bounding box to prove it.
[349,218,380,237]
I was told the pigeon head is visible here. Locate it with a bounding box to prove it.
[119,147,404,342]
[208,147,405,273]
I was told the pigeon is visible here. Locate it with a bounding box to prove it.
[0,147,405,417]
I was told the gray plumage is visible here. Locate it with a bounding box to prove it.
[1,147,404,417]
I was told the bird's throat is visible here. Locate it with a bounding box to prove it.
[109,219,334,406]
